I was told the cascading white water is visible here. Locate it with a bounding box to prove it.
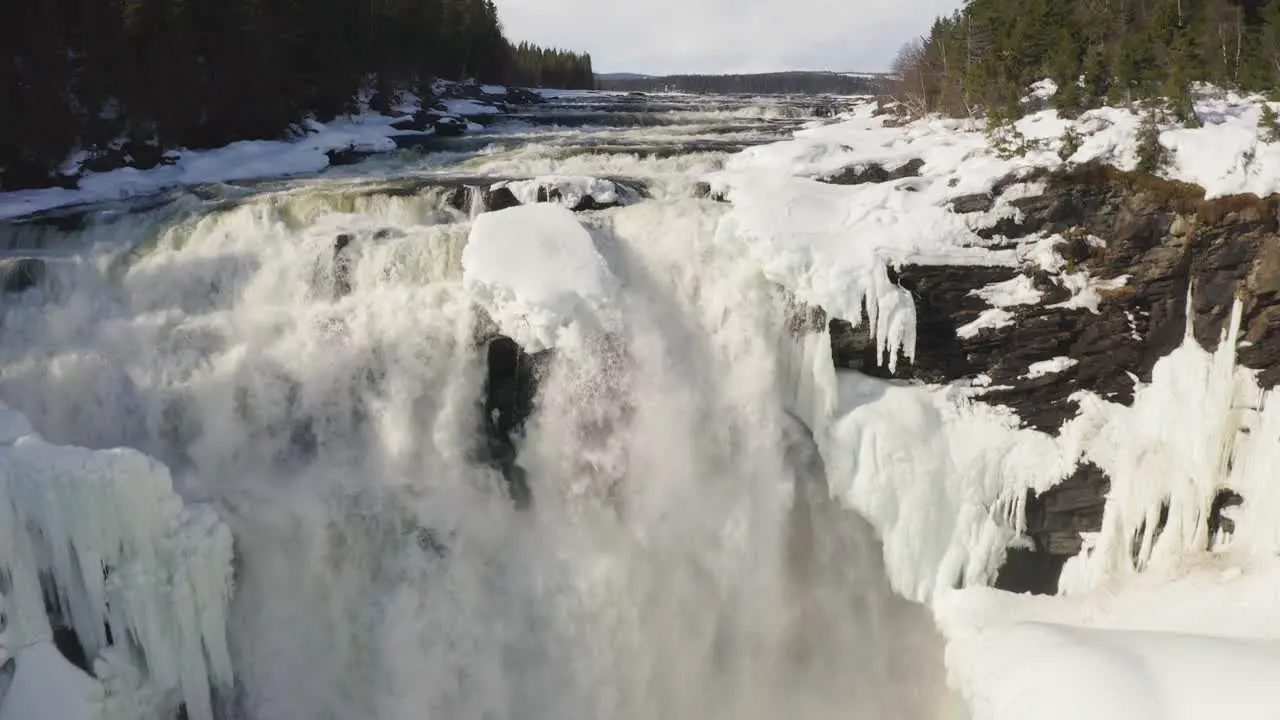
[0,173,957,718]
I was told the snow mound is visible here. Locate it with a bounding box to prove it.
[951,621,1280,720]
[936,557,1280,720]
[463,204,621,351]
[0,641,102,720]
[0,402,234,720]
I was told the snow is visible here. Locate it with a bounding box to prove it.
[0,641,102,720]
[936,557,1280,720]
[971,274,1043,308]
[0,99,471,221]
[442,98,502,116]
[480,85,508,96]
[1022,356,1078,379]
[0,401,234,720]
[957,309,1015,339]
[463,204,621,352]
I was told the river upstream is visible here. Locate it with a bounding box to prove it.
[0,91,962,720]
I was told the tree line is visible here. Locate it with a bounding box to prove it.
[894,0,1280,119]
[0,0,594,191]
[597,72,887,95]
[510,43,595,91]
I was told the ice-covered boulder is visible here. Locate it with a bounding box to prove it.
[462,204,620,353]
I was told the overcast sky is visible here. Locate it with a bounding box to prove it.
[495,0,964,75]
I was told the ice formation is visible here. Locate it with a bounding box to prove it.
[0,404,234,720]
[1055,299,1277,592]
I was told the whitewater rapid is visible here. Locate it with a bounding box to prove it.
[0,94,959,720]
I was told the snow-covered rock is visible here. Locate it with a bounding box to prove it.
[463,204,621,352]
[0,402,234,720]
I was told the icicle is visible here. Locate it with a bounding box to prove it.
[0,403,235,720]
[1062,294,1260,592]
[859,263,918,373]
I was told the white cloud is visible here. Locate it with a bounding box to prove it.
[495,0,964,75]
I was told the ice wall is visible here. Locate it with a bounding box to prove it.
[1059,299,1280,592]
[0,402,234,720]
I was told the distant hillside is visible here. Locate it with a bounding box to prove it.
[595,71,890,95]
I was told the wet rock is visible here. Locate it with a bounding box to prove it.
[482,335,550,509]
[1210,489,1243,536]
[486,187,521,212]
[433,116,468,137]
[821,158,924,186]
[444,186,522,215]
[325,147,369,167]
[389,132,438,150]
[390,110,441,132]
[0,258,46,294]
[996,463,1110,595]
[333,234,354,298]
[502,87,545,105]
[693,181,727,202]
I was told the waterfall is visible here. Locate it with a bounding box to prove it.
[0,186,957,720]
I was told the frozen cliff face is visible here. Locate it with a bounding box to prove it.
[0,404,234,720]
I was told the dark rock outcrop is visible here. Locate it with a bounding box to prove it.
[481,335,550,509]
[443,186,521,215]
[821,158,924,186]
[332,234,354,298]
[534,185,623,212]
[0,258,46,294]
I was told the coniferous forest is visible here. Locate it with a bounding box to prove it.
[896,0,1280,118]
[0,0,594,190]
